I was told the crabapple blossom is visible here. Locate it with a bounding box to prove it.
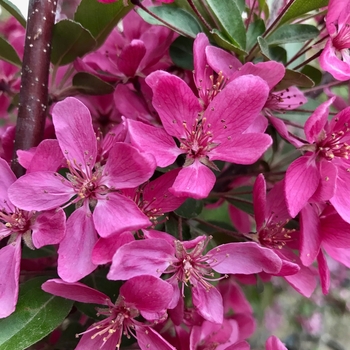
[42,276,176,350]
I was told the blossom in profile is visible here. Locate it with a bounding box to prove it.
[42,276,176,349]
[251,174,316,297]
[319,0,350,80]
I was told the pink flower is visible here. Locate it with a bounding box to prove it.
[0,158,65,318]
[285,98,350,222]
[127,72,272,199]
[75,11,174,82]
[9,97,156,281]
[319,0,350,80]
[42,276,176,350]
[108,233,283,324]
[300,202,350,293]
[252,174,317,297]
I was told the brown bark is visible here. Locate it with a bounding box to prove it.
[11,0,57,177]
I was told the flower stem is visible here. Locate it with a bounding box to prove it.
[11,0,57,177]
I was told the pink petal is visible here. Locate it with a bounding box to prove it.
[92,231,134,265]
[317,250,330,295]
[127,119,182,167]
[320,206,350,247]
[330,165,350,223]
[319,40,350,81]
[103,142,156,189]
[253,174,266,231]
[205,75,270,138]
[228,204,251,233]
[117,39,146,77]
[193,33,212,104]
[52,97,97,173]
[205,46,242,79]
[226,341,250,350]
[41,279,109,305]
[136,325,177,350]
[169,162,216,199]
[300,204,321,266]
[24,139,65,173]
[209,133,272,164]
[114,85,151,122]
[210,242,282,275]
[93,192,151,237]
[304,98,334,143]
[265,336,287,350]
[0,157,16,205]
[310,160,337,202]
[265,179,290,223]
[0,237,21,318]
[269,86,307,111]
[145,70,202,138]
[268,115,304,148]
[121,275,173,312]
[107,239,174,280]
[143,168,186,213]
[322,243,350,268]
[285,155,320,217]
[192,284,223,324]
[58,205,98,282]
[8,172,74,211]
[229,61,285,89]
[284,263,317,297]
[218,278,253,314]
[326,0,350,26]
[32,208,66,248]
[75,327,121,350]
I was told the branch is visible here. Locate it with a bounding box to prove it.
[11,0,57,177]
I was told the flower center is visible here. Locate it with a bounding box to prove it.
[77,299,139,349]
[168,237,220,291]
[179,117,217,161]
[333,23,350,50]
[258,219,295,250]
[0,207,31,235]
[317,118,350,160]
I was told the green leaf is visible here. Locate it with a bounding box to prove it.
[175,198,203,219]
[0,36,21,67]
[72,72,115,95]
[0,0,26,27]
[246,19,265,51]
[211,29,246,56]
[257,36,287,63]
[266,24,319,46]
[279,0,329,26]
[51,20,97,66]
[301,64,322,85]
[206,0,246,49]
[137,6,202,38]
[233,0,246,13]
[0,277,73,350]
[275,68,314,90]
[74,0,133,47]
[169,36,194,71]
